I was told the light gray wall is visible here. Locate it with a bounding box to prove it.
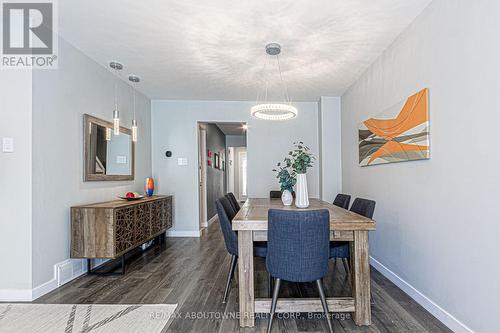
[226,135,246,147]
[318,97,342,202]
[341,1,499,332]
[0,70,33,292]
[31,37,152,287]
[205,123,226,220]
[106,133,132,175]
[151,100,320,234]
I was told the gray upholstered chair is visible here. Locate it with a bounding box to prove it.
[332,193,351,209]
[330,193,351,272]
[266,209,334,333]
[225,192,240,212]
[216,197,268,303]
[330,197,376,275]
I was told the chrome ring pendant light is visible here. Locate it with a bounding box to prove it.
[251,43,298,121]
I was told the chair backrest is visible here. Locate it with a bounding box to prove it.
[333,194,351,209]
[350,198,376,219]
[266,209,330,283]
[215,197,238,256]
[270,190,296,199]
[269,190,282,199]
[226,192,240,211]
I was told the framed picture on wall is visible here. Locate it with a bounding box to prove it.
[214,153,219,169]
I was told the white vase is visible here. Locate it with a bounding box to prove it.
[281,189,293,206]
[295,173,309,208]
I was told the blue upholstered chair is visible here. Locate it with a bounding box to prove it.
[225,192,241,212]
[330,197,376,274]
[330,194,351,273]
[350,198,376,220]
[216,197,268,303]
[266,209,334,333]
[332,193,351,209]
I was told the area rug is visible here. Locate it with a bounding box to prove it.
[0,303,177,333]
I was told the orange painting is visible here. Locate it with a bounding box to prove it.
[359,88,430,166]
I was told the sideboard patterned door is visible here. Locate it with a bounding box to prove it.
[115,206,136,254]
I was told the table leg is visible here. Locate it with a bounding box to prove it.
[351,230,371,325]
[238,230,255,327]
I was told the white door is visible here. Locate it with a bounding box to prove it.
[198,126,207,228]
[238,150,247,201]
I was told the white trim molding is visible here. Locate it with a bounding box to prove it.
[370,256,475,333]
[0,289,32,302]
[0,259,90,302]
[166,230,201,237]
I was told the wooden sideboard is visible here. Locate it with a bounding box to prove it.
[71,195,173,260]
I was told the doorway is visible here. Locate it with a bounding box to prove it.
[228,147,247,201]
[198,122,247,231]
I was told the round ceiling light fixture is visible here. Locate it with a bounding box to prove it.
[251,43,297,121]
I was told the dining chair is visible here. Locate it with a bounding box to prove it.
[330,193,351,272]
[332,193,351,209]
[269,190,282,199]
[216,197,269,303]
[270,190,296,199]
[266,209,334,333]
[225,192,241,211]
[330,197,376,274]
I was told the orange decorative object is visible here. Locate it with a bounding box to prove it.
[359,88,430,166]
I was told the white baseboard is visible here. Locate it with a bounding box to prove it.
[166,230,201,237]
[32,278,58,300]
[0,289,32,302]
[0,258,106,302]
[370,256,474,333]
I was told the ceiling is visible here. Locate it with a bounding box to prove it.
[58,0,432,101]
[215,123,247,136]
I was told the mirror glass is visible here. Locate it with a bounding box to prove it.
[84,114,134,181]
[90,123,131,175]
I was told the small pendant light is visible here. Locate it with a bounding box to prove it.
[109,61,123,135]
[128,75,141,143]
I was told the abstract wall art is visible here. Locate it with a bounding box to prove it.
[359,88,430,166]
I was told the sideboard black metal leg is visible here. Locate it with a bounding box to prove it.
[88,256,126,276]
[120,254,126,275]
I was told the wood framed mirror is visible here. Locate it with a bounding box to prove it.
[84,114,135,181]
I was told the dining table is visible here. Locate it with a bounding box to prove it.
[232,198,376,327]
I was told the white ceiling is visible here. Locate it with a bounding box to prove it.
[58,0,432,101]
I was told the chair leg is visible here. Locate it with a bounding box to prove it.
[266,278,281,333]
[316,279,334,333]
[222,255,237,304]
[268,272,273,298]
[342,258,349,274]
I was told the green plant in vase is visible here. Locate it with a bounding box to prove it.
[272,157,296,206]
[289,142,315,208]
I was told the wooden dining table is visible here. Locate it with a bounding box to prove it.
[232,198,376,327]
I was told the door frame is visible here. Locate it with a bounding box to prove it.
[198,124,208,229]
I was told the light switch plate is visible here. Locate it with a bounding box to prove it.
[2,137,14,153]
[177,157,188,166]
[116,155,127,164]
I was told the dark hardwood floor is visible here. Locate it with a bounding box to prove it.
[36,221,451,333]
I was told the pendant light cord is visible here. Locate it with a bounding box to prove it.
[114,77,118,110]
[276,54,291,103]
[133,82,136,119]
